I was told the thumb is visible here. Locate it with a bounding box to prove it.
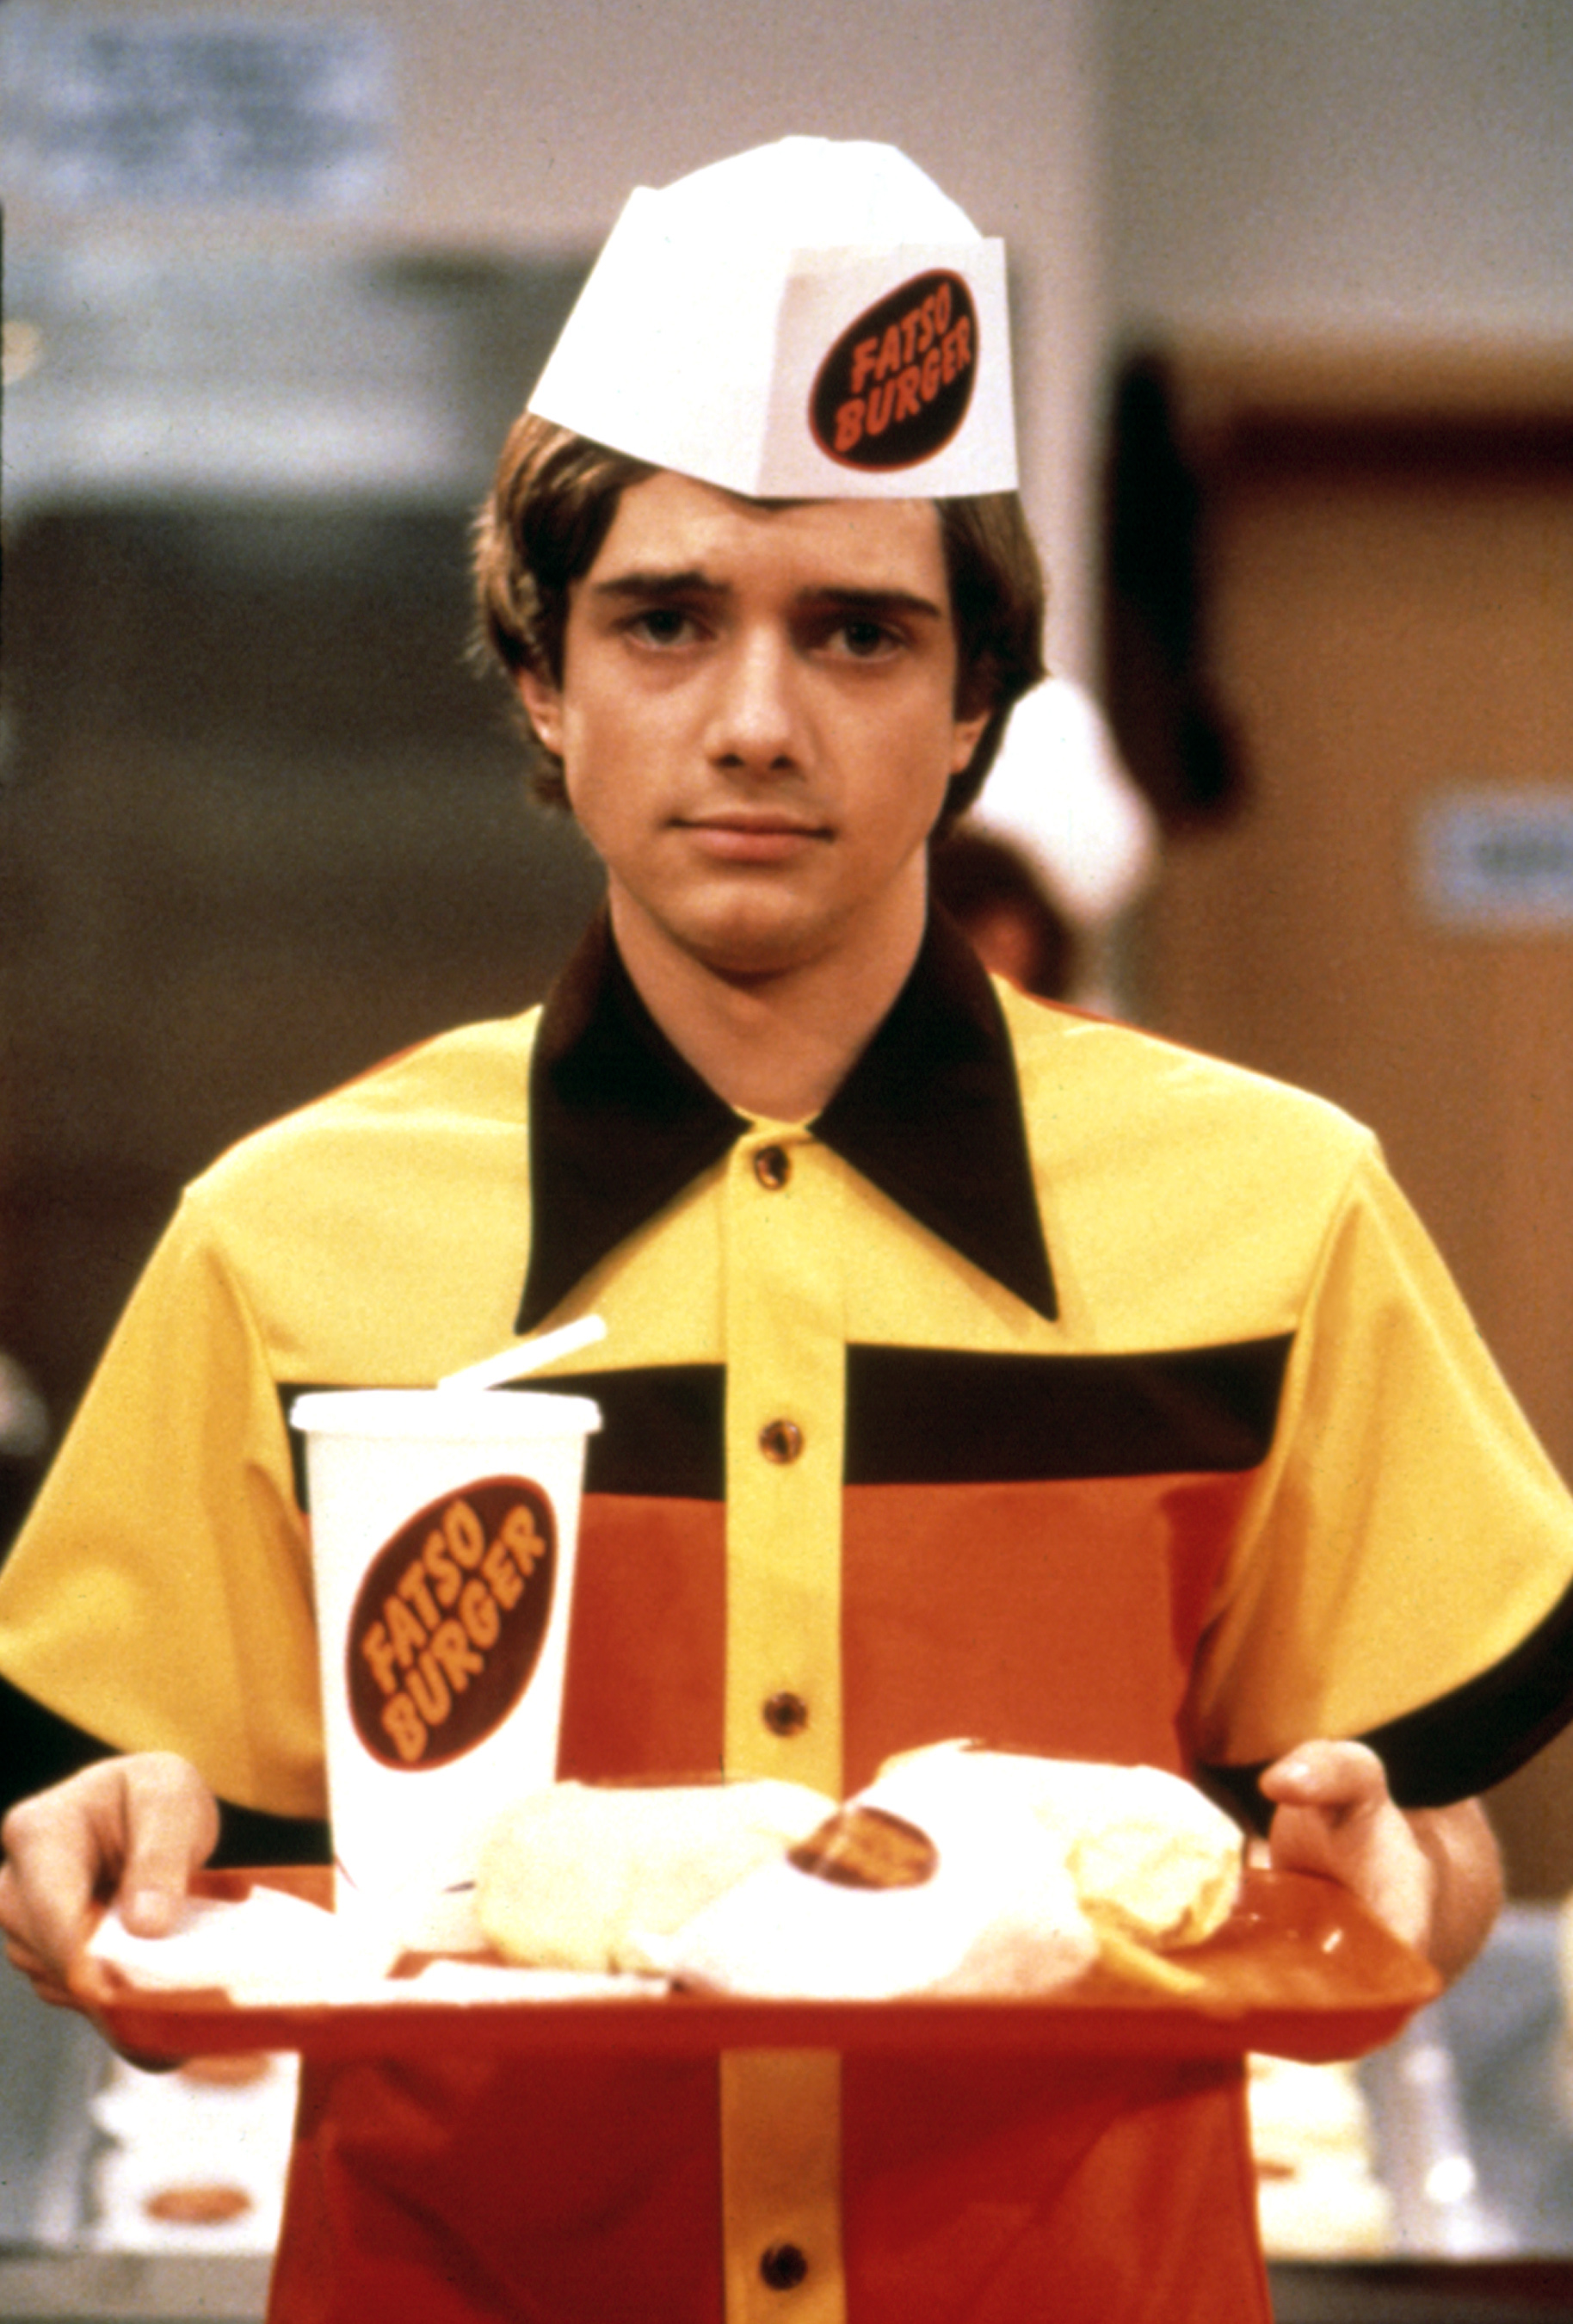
[1260,1738,1387,1819]
[115,1757,220,1936]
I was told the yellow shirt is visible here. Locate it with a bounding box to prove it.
[3,910,1571,2321]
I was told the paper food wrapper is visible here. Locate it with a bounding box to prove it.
[476,1777,839,1974]
[291,1386,600,1907]
[651,1745,1244,2001]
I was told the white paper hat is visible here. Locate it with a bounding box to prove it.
[527,137,1017,498]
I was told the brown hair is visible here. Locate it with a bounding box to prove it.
[473,412,1046,824]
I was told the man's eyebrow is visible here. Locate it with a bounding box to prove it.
[802,584,946,621]
[587,571,946,621]
[588,568,719,601]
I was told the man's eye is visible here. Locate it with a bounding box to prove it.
[627,607,695,646]
[833,618,899,659]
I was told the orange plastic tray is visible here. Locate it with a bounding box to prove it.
[73,1864,1440,2067]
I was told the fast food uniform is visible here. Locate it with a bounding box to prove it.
[4,910,1573,2324]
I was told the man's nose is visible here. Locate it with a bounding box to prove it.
[705,627,803,770]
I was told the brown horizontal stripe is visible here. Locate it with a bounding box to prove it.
[280,1367,728,1506]
[283,1342,1292,1507]
[843,1338,1294,1484]
[529,1367,725,1499]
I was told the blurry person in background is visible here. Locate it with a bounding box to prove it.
[929,822,1075,999]
[948,671,1159,1013]
[0,1353,48,1570]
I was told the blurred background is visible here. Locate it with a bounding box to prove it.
[3,7,1573,2313]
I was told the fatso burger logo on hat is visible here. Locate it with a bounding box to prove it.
[810,267,980,473]
[527,137,1016,498]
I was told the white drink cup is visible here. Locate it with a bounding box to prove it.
[291,1387,601,1913]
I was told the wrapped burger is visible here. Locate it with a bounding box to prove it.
[474,1743,1245,2000]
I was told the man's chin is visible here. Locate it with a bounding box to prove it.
[609,877,900,992]
[688,929,821,985]
[665,897,850,985]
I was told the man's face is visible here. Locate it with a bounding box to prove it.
[517,469,988,987]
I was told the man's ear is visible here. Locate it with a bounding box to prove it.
[515,667,564,757]
[949,708,990,779]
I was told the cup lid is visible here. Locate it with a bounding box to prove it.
[290,1388,602,1441]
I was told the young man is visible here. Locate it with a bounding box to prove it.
[3,138,1572,2323]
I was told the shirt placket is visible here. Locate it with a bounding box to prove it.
[719,1126,848,2324]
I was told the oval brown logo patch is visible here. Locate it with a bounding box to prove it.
[789,1804,939,1889]
[345,1476,556,1770]
[810,269,978,473]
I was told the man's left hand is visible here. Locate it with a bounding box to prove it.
[1260,1738,1502,1984]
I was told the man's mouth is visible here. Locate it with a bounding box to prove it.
[674,812,832,862]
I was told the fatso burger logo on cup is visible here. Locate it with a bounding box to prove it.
[347,1476,556,1770]
[811,270,978,473]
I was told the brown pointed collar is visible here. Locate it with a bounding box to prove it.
[517,907,1058,1331]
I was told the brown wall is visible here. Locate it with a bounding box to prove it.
[1124,345,1573,1892]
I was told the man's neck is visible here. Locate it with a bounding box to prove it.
[608,893,926,1122]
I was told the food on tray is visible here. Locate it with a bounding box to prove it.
[651,1744,1242,2000]
[89,2043,301,2258]
[179,2052,275,2088]
[652,1754,1101,2000]
[473,1745,1245,2000]
[1247,2054,1394,2258]
[144,2184,255,2227]
[475,1776,837,1970]
[907,1746,1244,1950]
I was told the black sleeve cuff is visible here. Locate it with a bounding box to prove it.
[1202,1571,1573,1830]
[0,1672,331,1868]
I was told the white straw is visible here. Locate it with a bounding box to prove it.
[437,1314,607,1392]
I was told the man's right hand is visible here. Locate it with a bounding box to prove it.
[0,1753,219,2008]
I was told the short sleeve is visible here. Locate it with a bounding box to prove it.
[1189,1138,1573,1792]
[0,1188,325,1819]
